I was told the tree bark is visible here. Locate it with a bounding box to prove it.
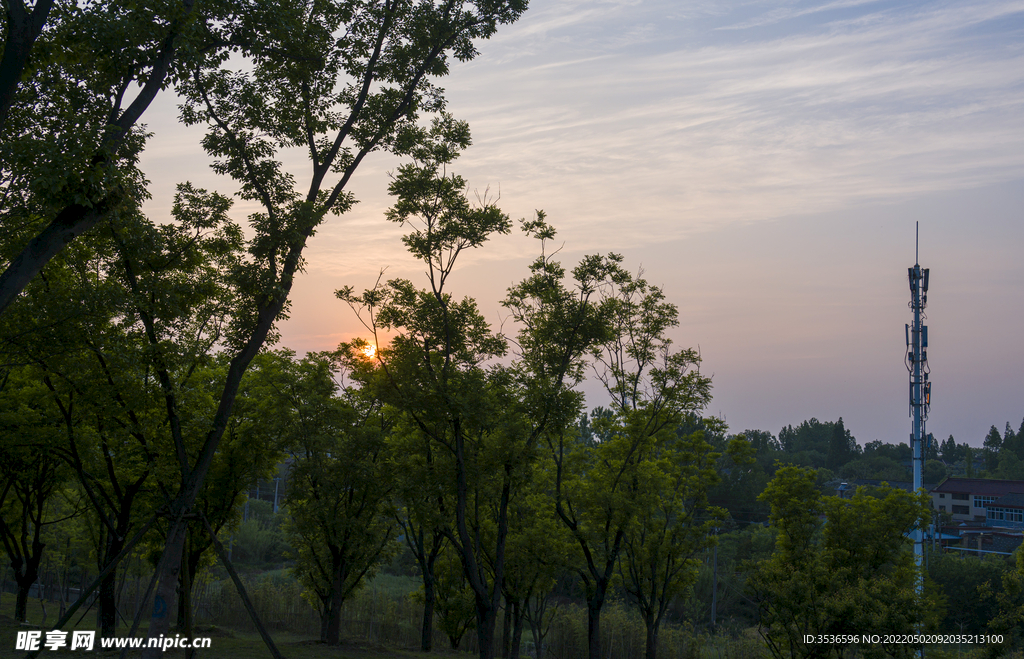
[324,564,344,646]
[420,574,436,651]
[11,547,43,622]
[587,596,602,659]
[15,582,31,622]
[178,533,194,659]
[97,526,126,638]
[644,616,659,659]
[509,599,524,659]
[501,600,511,658]
[98,565,118,637]
[0,0,54,132]
[139,514,187,659]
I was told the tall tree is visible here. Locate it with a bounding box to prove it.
[984,425,1003,472]
[0,368,72,621]
[338,116,513,657]
[0,0,218,313]
[282,353,397,645]
[340,127,615,657]
[940,434,959,464]
[129,2,527,654]
[547,268,713,659]
[618,428,729,659]
[748,467,934,659]
[390,417,452,652]
[825,417,855,470]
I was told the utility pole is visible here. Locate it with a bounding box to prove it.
[906,222,931,592]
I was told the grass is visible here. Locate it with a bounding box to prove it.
[0,585,468,659]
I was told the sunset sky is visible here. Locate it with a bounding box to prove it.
[139,0,1024,448]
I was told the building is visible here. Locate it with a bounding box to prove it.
[930,477,1024,524]
[984,492,1024,530]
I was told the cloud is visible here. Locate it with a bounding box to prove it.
[422,0,1024,255]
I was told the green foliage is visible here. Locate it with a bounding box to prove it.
[928,551,1007,635]
[749,466,935,659]
[540,265,716,659]
[677,525,775,629]
[839,454,910,482]
[983,548,1024,657]
[985,426,1004,472]
[422,543,476,650]
[0,366,75,621]
[617,427,726,658]
[280,353,398,645]
[230,501,289,567]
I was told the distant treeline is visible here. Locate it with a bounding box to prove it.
[704,416,1024,525]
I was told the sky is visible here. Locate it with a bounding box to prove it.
[139,0,1024,448]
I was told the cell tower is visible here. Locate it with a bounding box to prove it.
[906,222,930,585]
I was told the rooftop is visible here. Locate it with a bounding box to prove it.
[993,492,1024,509]
[931,478,1024,496]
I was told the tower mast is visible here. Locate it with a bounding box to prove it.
[907,222,931,587]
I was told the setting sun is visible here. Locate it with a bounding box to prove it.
[361,344,376,359]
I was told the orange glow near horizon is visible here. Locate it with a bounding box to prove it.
[362,344,377,359]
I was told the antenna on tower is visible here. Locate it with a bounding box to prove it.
[907,224,930,597]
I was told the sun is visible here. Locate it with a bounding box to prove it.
[361,344,376,359]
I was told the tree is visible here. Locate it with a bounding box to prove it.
[0,182,246,639]
[1002,420,1024,462]
[338,118,514,657]
[940,434,960,464]
[127,2,527,653]
[984,547,1024,657]
[618,429,728,659]
[0,0,216,314]
[429,542,477,650]
[985,425,1004,472]
[0,368,73,621]
[748,466,934,659]
[778,418,858,469]
[825,417,855,471]
[340,124,615,657]
[745,429,781,454]
[279,353,398,645]
[546,267,713,659]
[390,418,451,652]
[928,551,1004,635]
[500,487,572,659]
[923,458,948,484]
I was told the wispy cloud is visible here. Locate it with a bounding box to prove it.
[716,0,888,31]
[419,0,1024,256]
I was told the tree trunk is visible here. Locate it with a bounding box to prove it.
[644,616,659,659]
[139,516,187,659]
[510,599,524,659]
[98,528,123,638]
[324,564,344,646]
[501,599,511,658]
[325,596,342,646]
[319,600,330,644]
[474,606,498,659]
[587,597,602,659]
[179,535,195,659]
[99,569,117,637]
[15,583,30,622]
[0,0,54,131]
[420,576,436,652]
[12,553,42,622]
